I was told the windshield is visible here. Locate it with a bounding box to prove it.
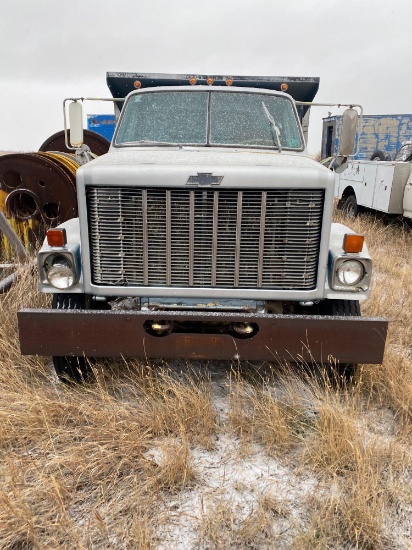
[115,90,303,150]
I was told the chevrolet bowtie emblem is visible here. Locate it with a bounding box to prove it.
[186,173,224,186]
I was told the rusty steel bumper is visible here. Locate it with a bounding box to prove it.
[17,309,388,364]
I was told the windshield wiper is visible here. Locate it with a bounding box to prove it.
[124,140,181,146]
[261,102,282,152]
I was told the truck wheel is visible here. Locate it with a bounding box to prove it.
[341,194,358,218]
[370,150,385,161]
[318,299,361,382]
[322,298,361,317]
[52,293,93,383]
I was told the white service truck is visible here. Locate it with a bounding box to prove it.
[17,73,387,382]
[336,141,412,217]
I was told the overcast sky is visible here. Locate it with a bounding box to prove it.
[1,0,411,154]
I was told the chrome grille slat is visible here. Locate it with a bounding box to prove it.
[87,187,324,289]
[258,191,267,287]
[166,190,171,286]
[142,190,148,285]
[211,191,219,286]
[234,192,242,287]
[189,191,195,286]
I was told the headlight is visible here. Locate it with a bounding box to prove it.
[46,255,76,289]
[336,260,364,286]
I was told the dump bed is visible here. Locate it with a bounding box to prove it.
[106,72,319,120]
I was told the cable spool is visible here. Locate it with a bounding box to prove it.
[0,153,79,253]
[39,129,110,156]
[35,151,79,177]
[0,129,109,258]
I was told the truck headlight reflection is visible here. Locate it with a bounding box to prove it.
[336,260,364,286]
[45,255,76,289]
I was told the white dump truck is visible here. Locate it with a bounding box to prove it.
[17,73,387,382]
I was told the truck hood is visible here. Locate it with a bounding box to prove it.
[78,147,333,188]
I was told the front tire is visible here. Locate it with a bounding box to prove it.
[52,293,93,383]
[318,299,361,382]
[341,194,359,218]
[320,299,361,317]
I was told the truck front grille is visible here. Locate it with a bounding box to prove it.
[87,187,324,289]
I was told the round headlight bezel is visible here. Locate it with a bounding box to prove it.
[45,254,76,289]
[336,259,365,286]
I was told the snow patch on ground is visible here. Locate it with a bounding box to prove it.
[147,432,320,549]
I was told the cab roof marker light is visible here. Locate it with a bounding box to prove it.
[133,80,141,89]
[343,234,364,253]
[189,77,197,85]
[46,228,67,247]
[207,77,214,86]
[226,78,233,86]
[281,83,288,91]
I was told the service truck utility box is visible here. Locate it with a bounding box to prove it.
[336,160,412,214]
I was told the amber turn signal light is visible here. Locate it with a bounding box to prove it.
[46,228,67,247]
[343,233,364,253]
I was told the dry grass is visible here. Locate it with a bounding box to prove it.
[335,211,412,428]
[0,210,412,548]
[227,366,309,455]
[199,492,289,549]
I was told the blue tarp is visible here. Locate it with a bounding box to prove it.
[87,114,116,142]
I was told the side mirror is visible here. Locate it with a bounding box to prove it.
[333,155,348,174]
[69,101,84,147]
[339,108,358,156]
